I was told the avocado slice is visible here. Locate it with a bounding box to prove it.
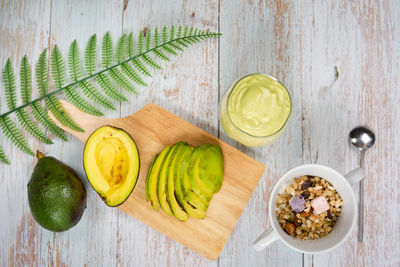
[147,146,170,210]
[193,145,224,193]
[174,145,206,219]
[28,151,87,232]
[167,142,189,221]
[145,154,158,202]
[83,126,140,207]
[157,143,180,216]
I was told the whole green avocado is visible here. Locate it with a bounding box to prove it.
[28,151,87,232]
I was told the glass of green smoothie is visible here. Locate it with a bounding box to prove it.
[219,73,292,147]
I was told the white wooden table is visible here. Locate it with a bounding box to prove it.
[1,0,399,266]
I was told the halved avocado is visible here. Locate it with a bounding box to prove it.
[83,126,139,207]
[167,142,189,221]
[147,146,170,210]
[145,154,158,202]
[157,143,180,216]
[174,145,206,219]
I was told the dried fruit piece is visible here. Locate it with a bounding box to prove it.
[294,216,301,227]
[301,180,312,190]
[327,210,333,219]
[300,210,312,217]
[301,190,310,199]
[285,222,296,236]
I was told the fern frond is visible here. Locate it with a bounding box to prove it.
[45,95,84,132]
[0,116,34,156]
[0,26,221,164]
[131,59,152,77]
[161,26,168,43]
[145,29,151,51]
[96,73,127,102]
[141,55,162,70]
[137,30,144,54]
[0,145,10,165]
[85,34,97,75]
[126,32,135,57]
[108,68,136,93]
[120,62,147,86]
[68,40,83,81]
[177,25,182,38]
[102,32,113,68]
[31,102,67,141]
[36,49,49,95]
[64,86,103,116]
[79,80,115,109]
[20,55,32,104]
[68,40,114,110]
[50,45,66,89]
[116,34,127,63]
[169,25,175,41]
[16,109,52,144]
[3,59,17,110]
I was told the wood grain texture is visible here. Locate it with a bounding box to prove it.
[1,0,400,266]
[48,100,265,260]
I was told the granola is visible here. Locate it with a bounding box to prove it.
[276,176,343,240]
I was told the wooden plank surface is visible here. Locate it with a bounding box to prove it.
[1,0,400,266]
[48,100,265,260]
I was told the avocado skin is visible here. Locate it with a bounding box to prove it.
[28,156,87,232]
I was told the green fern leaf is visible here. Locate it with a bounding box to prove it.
[153,48,170,61]
[108,68,136,93]
[126,32,135,57]
[96,73,127,102]
[0,145,10,165]
[31,102,67,141]
[68,40,114,110]
[169,25,175,41]
[64,86,103,116]
[116,34,127,63]
[3,59,17,110]
[85,34,97,75]
[79,80,115,109]
[47,46,84,132]
[161,44,178,56]
[102,32,113,68]
[45,95,84,132]
[20,55,32,104]
[51,45,66,89]
[0,116,34,156]
[141,55,162,70]
[137,30,144,54]
[131,59,152,77]
[16,109,52,144]
[120,63,147,86]
[183,26,189,37]
[154,28,160,47]
[36,49,49,95]
[177,25,182,38]
[161,26,168,43]
[145,29,151,51]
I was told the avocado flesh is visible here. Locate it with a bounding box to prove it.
[83,126,140,207]
[146,154,158,202]
[157,144,180,216]
[167,142,189,221]
[147,146,170,210]
[174,145,206,219]
[189,145,224,201]
[28,155,87,232]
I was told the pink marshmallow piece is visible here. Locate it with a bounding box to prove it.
[311,196,330,215]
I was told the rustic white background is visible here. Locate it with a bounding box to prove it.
[1,0,399,266]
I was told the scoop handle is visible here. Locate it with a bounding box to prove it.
[253,227,279,251]
[344,168,364,185]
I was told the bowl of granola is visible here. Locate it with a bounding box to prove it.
[253,164,364,254]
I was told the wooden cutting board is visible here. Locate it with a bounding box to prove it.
[50,100,265,260]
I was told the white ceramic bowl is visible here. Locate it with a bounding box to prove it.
[253,164,363,254]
